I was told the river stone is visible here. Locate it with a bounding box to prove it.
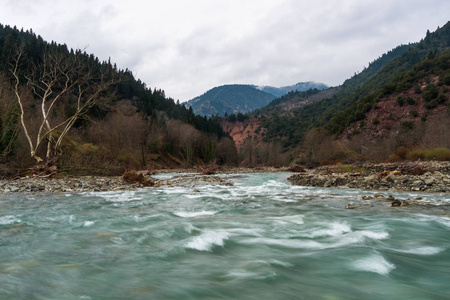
[424,178,434,185]
[385,174,396,182]
[364,175,378,182]
[9,186,19,192]
[391,199,402,207]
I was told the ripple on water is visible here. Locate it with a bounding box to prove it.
[0,215,22,225]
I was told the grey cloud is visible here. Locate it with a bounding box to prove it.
[1,0,448,101]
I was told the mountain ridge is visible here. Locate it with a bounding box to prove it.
[185,81,328,117]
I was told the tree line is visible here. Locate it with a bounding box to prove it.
[0,24,233,175]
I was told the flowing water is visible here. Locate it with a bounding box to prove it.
[1,173,449,299]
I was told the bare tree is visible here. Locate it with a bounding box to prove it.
[0,74,20,159]
[166,120,200,167]
[10,45,119,165]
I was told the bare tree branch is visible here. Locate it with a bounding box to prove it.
[9,46,120,165]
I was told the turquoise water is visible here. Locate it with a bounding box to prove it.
[0,173,449,299]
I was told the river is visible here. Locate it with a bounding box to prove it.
[0,173,449,299]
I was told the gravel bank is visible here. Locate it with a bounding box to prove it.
[288,161,450,193]
[0,173,234,194]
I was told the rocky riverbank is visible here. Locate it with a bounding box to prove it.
[2,162,449,194]
[0,173,235,194]
[0,166,289,194]
[288,161,450,193]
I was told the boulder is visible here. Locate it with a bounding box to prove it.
[391,199,402,207]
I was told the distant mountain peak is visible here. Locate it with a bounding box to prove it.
[185,81,328,117]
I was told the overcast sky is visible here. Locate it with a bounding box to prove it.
[1,0,449,101]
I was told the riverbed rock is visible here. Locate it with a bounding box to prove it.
[288,161,450,193]
[391,199,402,207]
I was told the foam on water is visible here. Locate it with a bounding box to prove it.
[396,246,444,255]
[333,230,389,248]
[83,221,95,227]
[185,230,229,251]
[1,172,449,299]
[413,213,450,228]
[358,230,389,240]
[0,215,21,225]
[304,221,352,238]
[263,179,290,188]
[85,190,142,202]
[351,253,395,275]
[226,227,264,237]
[241,237,325,250]
[174,211,218,218]
[270,215,304,225]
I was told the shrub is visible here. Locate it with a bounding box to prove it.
[424,100,438,109]
[400,121,414,130]
[425,148,450,161]
[406,96,415,105]
[396,96,404,106]
[351,129,360,135]
[436,94,447,104]
[410,110,419,117]
[405,148,450,161]
[335,150,359,162]
[388,147,410,162]
[387,153,401,162]
[395,147,409,160]
[439,73,450,85]
[422,84,439,102]
[78,143,99,154]
[436,150,450,161]
[406,149,425,160]
[414,84,422,94]
[339,164,354,173]
[372,117,379,125]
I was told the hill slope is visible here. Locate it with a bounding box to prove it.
[185,84,276,117]
[253,22,450,149]
[0,24,230,173]
[256,81,328,98]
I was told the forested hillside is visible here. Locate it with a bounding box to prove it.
[255,22,450,150]
[185,84,276,117]
[334,49,450,161]
[0,24,234,175]
[221,22,449,167]
[256,81,328,98]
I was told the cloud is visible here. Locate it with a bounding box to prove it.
[0,0,449,101]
